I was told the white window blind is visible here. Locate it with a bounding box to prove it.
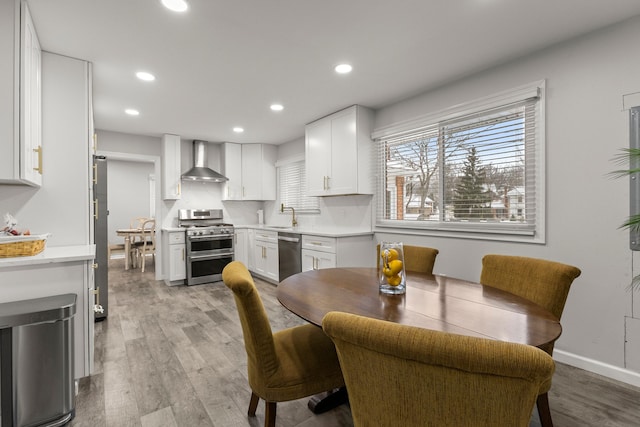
[278,160,319,212]
[376,82,544,239]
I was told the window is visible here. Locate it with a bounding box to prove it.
[278,159,319,212]
[374,81,545,241]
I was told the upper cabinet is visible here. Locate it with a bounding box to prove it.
[305,105,374,196]
[222,143,277,201]
[162,134,181,200]
[0,0,42,186]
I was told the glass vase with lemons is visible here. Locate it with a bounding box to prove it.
[379,242,406,294]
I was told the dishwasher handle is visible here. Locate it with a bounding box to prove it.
[278,235,300,243]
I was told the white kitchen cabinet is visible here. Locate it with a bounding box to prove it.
[162,134,181,200]
[247,228,255,270]
[221,143,277,200]
[302,234,375,271]
[0,0,42,186]
[305,105,374,196]
[302,249,336,271]
[234,228,248,266]
[253,230,279,282]
[164,231,186,284]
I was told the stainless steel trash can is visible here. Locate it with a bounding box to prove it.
[0,294,76,427]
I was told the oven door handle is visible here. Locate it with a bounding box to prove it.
[189,253,233,261]
[188,234,232,241]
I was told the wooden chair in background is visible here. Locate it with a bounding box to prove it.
[480,254,581,427]
[131,218,156,272]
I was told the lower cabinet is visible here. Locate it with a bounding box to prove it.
[0,253,94,380]
[302,249,336,271]
[234,228,249,266]
[302,234,374,271]
[165,231,186,285]
[253,230,279,282]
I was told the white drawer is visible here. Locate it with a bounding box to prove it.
[255,230,278,243]
[302,235,336,253]
[169,232,185,244]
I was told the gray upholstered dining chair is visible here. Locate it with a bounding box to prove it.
[480,254,581,427]
[222,261,344,427]
[323,311,555,427]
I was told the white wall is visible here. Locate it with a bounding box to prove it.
[106,159,154,245]
[375,16,640,382]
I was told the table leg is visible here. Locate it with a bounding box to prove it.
[307,387,348,414]
[124,236,130,270]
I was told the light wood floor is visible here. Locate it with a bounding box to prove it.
[69,258,640,427]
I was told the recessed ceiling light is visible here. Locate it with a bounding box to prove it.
[270,104,284,111]
[233,127,244,133]
[161,0,188,12]
[125,109,140,116]
[335,63,353,74]
[136,71,155,81]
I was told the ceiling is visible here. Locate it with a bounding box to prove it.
[27,0,640,145]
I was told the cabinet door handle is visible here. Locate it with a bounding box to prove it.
[92,164,97,184]
[33,146,43,174]
[182,248,185,261]
[177,182,181,196]
[323,176,327,190]
[93,199,98,220]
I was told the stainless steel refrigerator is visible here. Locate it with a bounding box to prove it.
[93,155,108,320]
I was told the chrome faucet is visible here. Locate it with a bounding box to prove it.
[280,204,298,227]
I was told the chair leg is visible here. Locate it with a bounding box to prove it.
[537,392,553,427]
[248,392,259,417]
[264,401,276,427]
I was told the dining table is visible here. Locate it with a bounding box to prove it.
[277,267,562,349]
[116,228,152,270]
[278,267,563,414]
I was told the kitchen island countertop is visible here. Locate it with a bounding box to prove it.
[0,245,95,268]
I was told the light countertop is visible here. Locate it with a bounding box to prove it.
[235,225,374,238]
[162,225,373,238]
[0,245,95,268]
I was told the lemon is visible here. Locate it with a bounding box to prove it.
[387,275,402,286]
[381,248,399,261]
[388,259,403,275]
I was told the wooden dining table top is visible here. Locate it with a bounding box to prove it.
[277,267,562,348]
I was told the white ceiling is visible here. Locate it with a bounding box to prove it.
[27,0,640,145]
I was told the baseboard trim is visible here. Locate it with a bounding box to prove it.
[554,349,640,388]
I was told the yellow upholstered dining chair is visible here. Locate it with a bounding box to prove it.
[322,311,555,427]
[480,254,581,427]
[376,244,439,274]
[221,261,345,427]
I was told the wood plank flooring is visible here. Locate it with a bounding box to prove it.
[69,258,640,427]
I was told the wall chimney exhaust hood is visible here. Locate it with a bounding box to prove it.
[181,140,228,182]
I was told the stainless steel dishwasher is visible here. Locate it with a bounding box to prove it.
[278,232,301,281]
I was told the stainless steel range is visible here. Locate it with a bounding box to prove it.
[178,209,234,286]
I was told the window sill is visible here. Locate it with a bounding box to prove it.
[375,222,544,244]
